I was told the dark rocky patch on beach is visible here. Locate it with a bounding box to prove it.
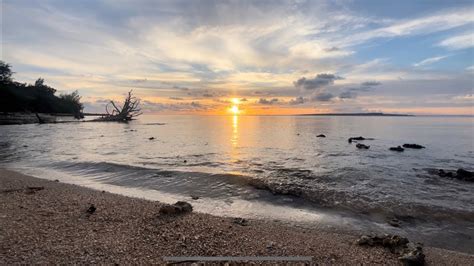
[357,234,425,265]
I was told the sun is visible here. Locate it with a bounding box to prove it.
[231,98,240,104]
[228,98,241,115]
[230,105,240,114]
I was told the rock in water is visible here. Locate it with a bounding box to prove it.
[389,146,404,152]
[348,136,366,143]
[456,168,473,182]
[159,201,193,215]
[316,134,326,138]
[402,144,425,149]
[148,137,155,140]
[388,218,401,227]
[438,169,454,178]
[86,204,96,215]
[356,143,370,149]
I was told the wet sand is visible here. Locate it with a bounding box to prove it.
[1,169,472,264]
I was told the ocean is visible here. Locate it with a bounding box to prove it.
[1,115,473,252]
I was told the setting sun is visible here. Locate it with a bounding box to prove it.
[230,105,239,114]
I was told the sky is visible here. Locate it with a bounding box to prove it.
[1,0,473,115]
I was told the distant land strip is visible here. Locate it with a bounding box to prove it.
[299,112,414,117]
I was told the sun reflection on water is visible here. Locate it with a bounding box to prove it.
[231,115,238,147]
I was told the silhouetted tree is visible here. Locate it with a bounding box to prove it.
[0,61,13,83]
[0,60,84,117]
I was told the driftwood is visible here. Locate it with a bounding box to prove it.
[93,90,142,122]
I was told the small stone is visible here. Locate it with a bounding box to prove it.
[86,204,96,215]
[316,134,326,138]
[233,218,249,226]
[148,137,155,140]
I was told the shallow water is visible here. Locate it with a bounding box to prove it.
[1,115,473,252]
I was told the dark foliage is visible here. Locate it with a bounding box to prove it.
[0,61,83,118]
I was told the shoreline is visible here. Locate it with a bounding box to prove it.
[1,169,473,264]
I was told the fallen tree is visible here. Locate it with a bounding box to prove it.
[93,90,142,122]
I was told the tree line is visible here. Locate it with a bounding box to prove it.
[0,61,84,118]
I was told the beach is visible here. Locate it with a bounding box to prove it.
[1,169,472,264]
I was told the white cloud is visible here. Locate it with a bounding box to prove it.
[413,55,449,67]
[438,33,474,50]
[336,8,474,47]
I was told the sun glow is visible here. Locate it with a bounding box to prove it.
[229,98,241,115]
[230,105,240,114]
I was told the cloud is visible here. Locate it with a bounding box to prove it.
[452,94,473,101]
[312,92,335,101]
[169,97,183,100]
[339,91,357,99]
[294,73,343,90]
[413,55,449,67]
[141,100,210,112]
[258,98,279,104]
[361,81,382,87]
[289,96,307,105]
[337,8,474,47]
[438,32,474,50]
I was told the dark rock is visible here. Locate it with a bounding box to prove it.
[158,204,178,215]
[53,179,59,182]
[357,234,424,266]
[25,186,44,194]
[389,146,404,152]
[159,201,193,215]
[27,186,44,191]
[233,217,249,226]
[356,143,370,149]
[316,134,326,138]
[403,144,425,149]
[348,136,365,143]
[174,201,193,212]
[438,169,454,178]
[148,137,155,140]
[191,195,199,200]
[399,243,425,266]
[183,160,187,163]
[388,218,402,227]
[456,168,473,182]
[86,204,96,215]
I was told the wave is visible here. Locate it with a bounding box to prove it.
[41,160,474,224]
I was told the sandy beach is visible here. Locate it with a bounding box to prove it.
[0,169,472,264]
